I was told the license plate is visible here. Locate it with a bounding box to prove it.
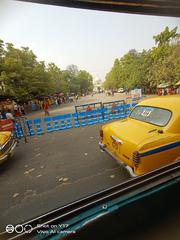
[112,139,119,151]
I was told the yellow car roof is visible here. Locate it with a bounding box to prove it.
[138,95,180,114]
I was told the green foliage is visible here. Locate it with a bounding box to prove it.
[47,63,68,94]
[153,26,179,46]
[63,66,93,94]
[77,70,93,93]
[104,27,180,93]
[0,41,93,101]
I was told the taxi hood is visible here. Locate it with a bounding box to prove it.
[0,131,11,145]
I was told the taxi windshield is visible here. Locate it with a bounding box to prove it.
[130,106,172,127]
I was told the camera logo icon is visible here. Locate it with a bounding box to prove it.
[6,225,14,233]
[5,224,33,234]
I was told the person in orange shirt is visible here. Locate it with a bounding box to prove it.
[42,100,50,116]
[169,86,173,95]
[111,103,116,114]
[86,105,93,112]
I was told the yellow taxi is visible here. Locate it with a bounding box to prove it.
[0,131,17,165]
[99,95,180,176]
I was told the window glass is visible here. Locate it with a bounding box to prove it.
[130,106,171,126]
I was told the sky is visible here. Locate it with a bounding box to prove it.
[0,0,180,81]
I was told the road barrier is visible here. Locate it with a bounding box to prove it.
[75,102,103,114]
[14,102,138,138]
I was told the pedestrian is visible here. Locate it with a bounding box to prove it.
[69,96,74,103]
[57,98,61,105]
[55,99,58,107]
[86,105,93,112]
[73,95,76,102]
[164,89,167,95]
[0,110,6,119]
[111,103,116,114]
[20,104,25,115]
[14,103,21,117]
[5,109,15,120]
[42,99,50,116]
[0,111,3,119]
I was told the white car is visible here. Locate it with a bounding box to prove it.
[118,88,124,93]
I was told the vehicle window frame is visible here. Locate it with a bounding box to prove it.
[129,105,172,127]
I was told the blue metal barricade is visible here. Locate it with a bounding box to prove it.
[97,109,104,123]
[125,104,131,116]
[103,108,109,122]
[44,117,53,133]
[92,109,98,124]
[26,119,35,136]
[34,118,43,135]
[87,111,93,125]
[103,100,125,113]
[59,115,67,130]
[79,112,87,126]
[72,113,80,128]
[14,122,23,138]
[109,111,114,120]
[132,103,137,108]
[64,114,73,129]
[25,101,132,136]
[119,105,125,118]
[52,116,60,131]
[75,102,103,115]
[115,106,120,119]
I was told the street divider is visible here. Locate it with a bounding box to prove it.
[14,102,138,138]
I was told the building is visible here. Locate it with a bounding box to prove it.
[93,80,104,93]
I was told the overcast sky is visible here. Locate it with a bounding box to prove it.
[0,0,179,81]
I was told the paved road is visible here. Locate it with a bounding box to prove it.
[0,93,179,239]
[27,92,148,119]
[0,123,130,231]
[1,93,135,231]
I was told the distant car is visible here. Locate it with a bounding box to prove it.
[118,88,124,93]
[99,95,180,177]
[0,131,17,165]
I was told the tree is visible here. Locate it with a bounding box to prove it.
[0,42,51,101]
[64,65,93,94]
[0,39,5,93]
[104,58,122,89]
[0,40,94,101]
[149,27,180,88]
[76,70,93,93]
[66,64,79,76]
[47,63,68,94]
[103,26,180,93]
[153,26,179,46]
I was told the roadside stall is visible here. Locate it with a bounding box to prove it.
[0,119,14,132]
[0,96,14,132]
[131,88,142,104]
[157,82,172,95]
[175,80,180,94]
